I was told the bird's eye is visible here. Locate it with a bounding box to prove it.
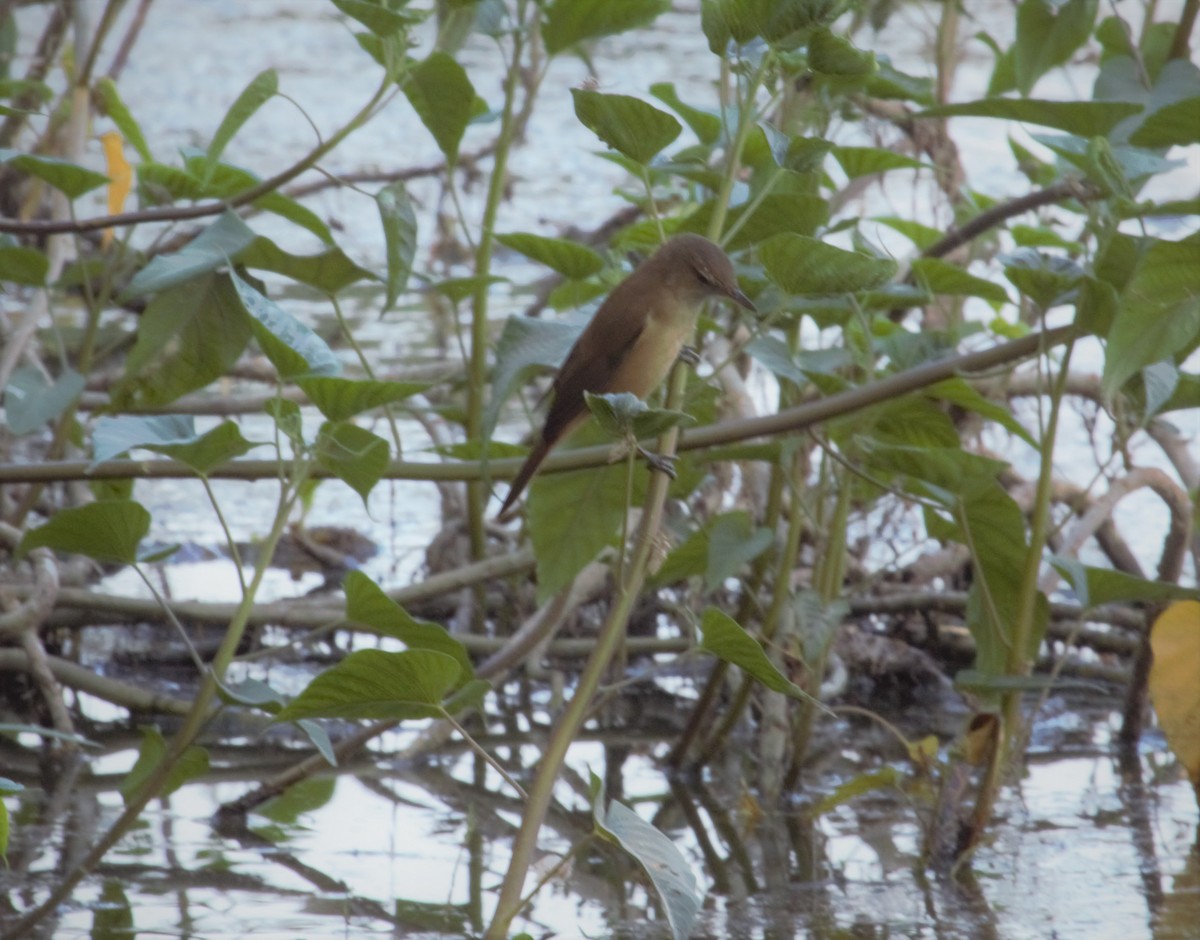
[695,266,714,285]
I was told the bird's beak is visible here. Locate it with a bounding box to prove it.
[726,284,755,312]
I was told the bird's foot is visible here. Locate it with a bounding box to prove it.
[638,445,677,479]
[677,345,701,366]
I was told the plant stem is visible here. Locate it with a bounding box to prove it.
[484,376,684,940]
[466,5,527,563]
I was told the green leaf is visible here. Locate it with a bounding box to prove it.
[1014,0,1097,95]
[497,232,604,280]
[571,89,681,165]
[239,237,374,294]
[376,181,417,312]
[91,414,197,465]
[3,366,84,434]
[809,27,877,77]
[700,0,842,52]
[543,0,669,56]
[116,272,252,408]
[919,98,1142,137]
[699,608,818,703]
[331,0,419,36]
[205,69,278,167]
[0,242,48,285]
[683,193,829,248]
[232,271,341,380]
[1102,232,1200,398]
[95,77,152,161]
[314,421,388,504]
[119,727,209,806]
[584,391,695,440]
[274,649,463,722]
[94,420,258,477]
[528,456,629,603]
[834,146,929,178]
[650,82,722,145]
[705,511,773,588]
[1130,94,1200,147]
[344,570,473,678]
[18,500,149,565]
[1050,557,1199,609]
[925,378,1036,447]
[486,315,582,438]
[591,771,700,940]
[0,148,108,199]
[1002,249,1084,309]
[761,233,898,294]
[873,216,943,252]
[298,376,425,422]
[124,211,257,297]
[256,776,337,823]
[910,258,1010,304]
[403,51,476,162]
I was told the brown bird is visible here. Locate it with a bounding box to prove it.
[497,233,754,518]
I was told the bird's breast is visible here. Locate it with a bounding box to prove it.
[607,303,696,398]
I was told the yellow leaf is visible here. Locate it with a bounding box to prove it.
[100,130,132,247]
[1148,600,1200,789]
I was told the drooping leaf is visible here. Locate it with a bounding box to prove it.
[314,421,389,505]
[699,608,818,703]
[331,0,421,36]
[1014,0,1098,95]
[343,570,473,678]
[18,500,149,565]
[403,51,477,163]
[298,376,425,422]
[761,233,897,294]
[3,366,84,434]
[809,27,877,77]
[0,240,48,285]
[0,148,108,199]
[116,272,252,408]
[239,237,373,294]
[119,727,209,807]
[571,89,681,165]
[497,232,605,280]
[232,271,341,380]
[834,146,929,178]
[376,181,417,311]
[1050,557,1200,609]
[123,211,257,298]
[910,258,1010,305]
[274,649,463,722]
[591,770,700,940]
[584,391,695,441]
[485,314,582,437]
[650,82,722,145]
[543,0,669,56]
[1102,232,1200,398]
[704,511,773,588]
[91,414,197,466]
[528,454,631,603]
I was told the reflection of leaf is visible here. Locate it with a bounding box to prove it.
[1149,601,1200,789]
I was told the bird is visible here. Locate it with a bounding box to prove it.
[496,233,755,518]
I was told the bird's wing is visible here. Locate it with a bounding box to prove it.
[542,287,649,444]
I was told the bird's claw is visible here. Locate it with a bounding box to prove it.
[638,445,677,479]
[677,345,701,366]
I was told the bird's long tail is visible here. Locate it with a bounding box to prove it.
[496,436,551,520]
